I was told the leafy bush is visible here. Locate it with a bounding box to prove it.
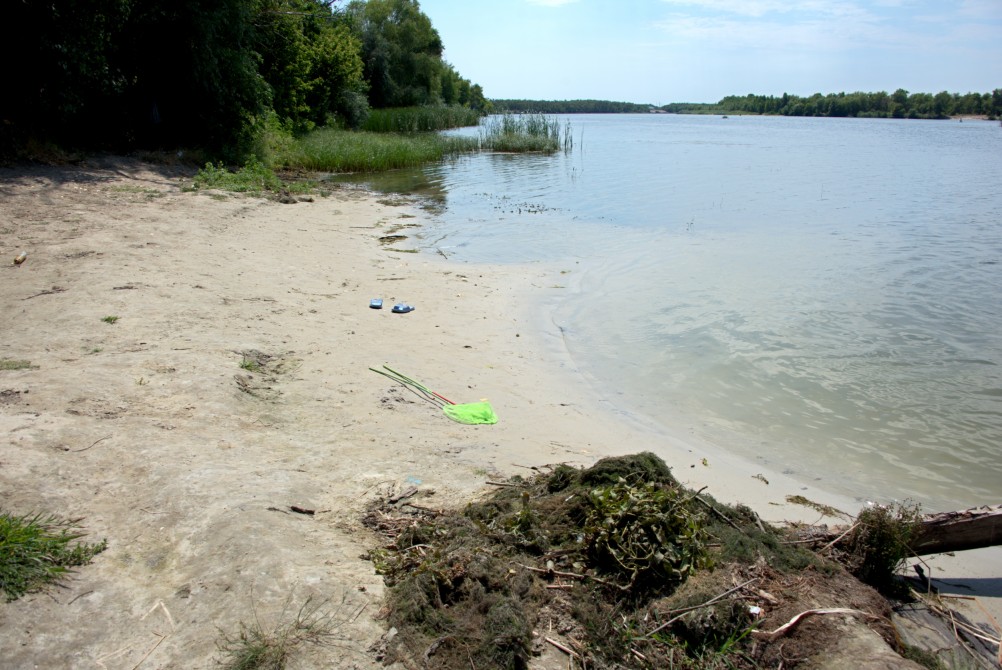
[191,157,282,193]
[0,511,106,602]
[842,501,922,589]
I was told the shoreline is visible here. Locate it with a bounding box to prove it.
[1,157,998,667]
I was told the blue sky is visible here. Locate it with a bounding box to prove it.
[415,0,1002,103]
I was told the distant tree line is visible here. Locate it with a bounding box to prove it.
[664,89,1002,119]
[493,99,652,114]
[2,0,486,157]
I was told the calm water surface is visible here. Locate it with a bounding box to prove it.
[353,114,1002,512]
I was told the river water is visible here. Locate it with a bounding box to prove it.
[350,114,1002,513]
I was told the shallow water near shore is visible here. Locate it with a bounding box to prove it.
[349,114,1002,514]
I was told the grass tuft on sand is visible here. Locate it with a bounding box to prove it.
[0,511,106,602]
[215,594,360,670]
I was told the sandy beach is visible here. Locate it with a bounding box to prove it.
[1,157,998,668]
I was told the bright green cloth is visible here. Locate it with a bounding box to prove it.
[442,401,498,425]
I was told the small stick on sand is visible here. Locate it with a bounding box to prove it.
[70,435,112,452]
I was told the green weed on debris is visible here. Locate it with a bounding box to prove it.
[364,452,828,669]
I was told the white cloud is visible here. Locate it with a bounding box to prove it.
[525,0,580,6]
[653,0,918,52]
[658,0,879,19]
[654,15,837,50]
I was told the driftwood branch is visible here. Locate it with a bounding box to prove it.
[751,608,878,642]
[545,637,580,658]
[910,505,1002,555]
[804,504,1002,556]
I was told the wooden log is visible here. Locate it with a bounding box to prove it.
[801,504,1002,556]
[910,504,1002,556]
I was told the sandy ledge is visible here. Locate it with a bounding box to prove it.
[1,157,998,668]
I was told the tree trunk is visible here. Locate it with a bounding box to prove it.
[800,504,1002,556]
[909,504,1002,556]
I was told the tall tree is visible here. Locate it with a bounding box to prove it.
[254,0,367,130]
[348,0,442,107]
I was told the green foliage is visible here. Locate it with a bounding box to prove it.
[3,0,133,153]
[494,99,652,114]
[586,480,711,591]
[667,89,1002,119]
[254,0,368,133]
[193,158,283,193]
[363,105,482,132]
[347,0,486,111]
[0,511,107,602]
[842,501,922,589]
[3,0,486,158]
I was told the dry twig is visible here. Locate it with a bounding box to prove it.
[70,435,112,452]
[545,637,580,658]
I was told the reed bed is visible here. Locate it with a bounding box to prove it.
[264,111,570,175]
[478,113,571,153]
[363,105,482,133]
[290,128,479,173]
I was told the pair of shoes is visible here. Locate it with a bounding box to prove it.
[392,304,415,314]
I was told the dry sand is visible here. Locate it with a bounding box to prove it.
[1,157,998,668]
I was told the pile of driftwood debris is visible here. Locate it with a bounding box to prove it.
[362,453,1001,669]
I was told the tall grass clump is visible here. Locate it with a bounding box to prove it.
[216,594,359,670]
[293,128,478,173]
[0,511,107,601]
[363,105,482,133]
[479,113,570,153]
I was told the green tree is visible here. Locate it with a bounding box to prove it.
[932,90,954,118]
[991,89,1002,117]
[254,0,367,131]
[3,0,133,148]
[346,0,483,111]
[348,0,443,107]
[3,0,272,153]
